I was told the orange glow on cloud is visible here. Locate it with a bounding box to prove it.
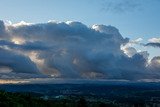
[11,37,25,45]
[0,79,29,84]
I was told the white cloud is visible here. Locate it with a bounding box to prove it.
[148,38,160,43]
[12,21,32,27]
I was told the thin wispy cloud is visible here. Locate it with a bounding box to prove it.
[94,0,141,13]
[145,43,160,48]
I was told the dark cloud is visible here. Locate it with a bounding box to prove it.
[0,20,7,38]
[145,42,160,48]
[0,40,51,51]
[0,20,159,80]
[148,56,160,76]
[0,48,39,74]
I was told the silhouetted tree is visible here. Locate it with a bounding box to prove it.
[77,98,87,107]
[99,102,107,107]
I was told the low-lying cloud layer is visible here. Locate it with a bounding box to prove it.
[0,20,160,81]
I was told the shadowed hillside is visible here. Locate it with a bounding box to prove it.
[0,90,118,107]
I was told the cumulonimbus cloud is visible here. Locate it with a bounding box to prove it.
[0,20,160,80]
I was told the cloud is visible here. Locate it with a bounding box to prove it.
[97,0,141,13]
[0,20,8,38]
[144,38,160,48]
[122,47,137,57]
[145,43,160,48]
[0,48,39,74]
[121,38,143,57]
[0,20,160,81]
[0,40,51,51]
[148,38,160,43]
[148,56,160,77]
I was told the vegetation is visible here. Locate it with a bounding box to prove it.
[1,83,160,107]
[0,90,117,107]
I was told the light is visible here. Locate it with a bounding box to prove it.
[11,38,25,44]
[0,79,29,84]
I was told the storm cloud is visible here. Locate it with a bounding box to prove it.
[0,20,160,80]
[0,48,39,74]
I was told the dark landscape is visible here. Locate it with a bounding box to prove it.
[0,82,160,107]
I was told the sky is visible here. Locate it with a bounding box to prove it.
[0,0,160,83]
[0,0,160,38]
